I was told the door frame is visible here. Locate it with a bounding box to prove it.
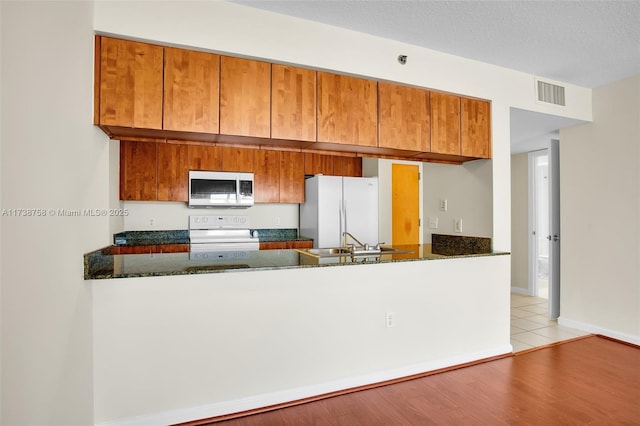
[548,139,561,318]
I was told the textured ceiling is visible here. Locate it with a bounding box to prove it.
[232,0,639,153]
[234,0,640,88]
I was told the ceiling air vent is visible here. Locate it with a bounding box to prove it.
[537,80,566,106]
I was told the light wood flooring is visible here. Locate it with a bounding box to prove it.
[182,336,640,425]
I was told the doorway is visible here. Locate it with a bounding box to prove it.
[528,150,549,299]
[528,141,560,319]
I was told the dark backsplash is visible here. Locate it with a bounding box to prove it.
[431,234,492,256]
[112,228,307,245]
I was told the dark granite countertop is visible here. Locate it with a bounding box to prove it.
[84,242,508,280]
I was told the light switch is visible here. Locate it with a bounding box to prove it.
[428,217,438,229]
[440,199,448,212]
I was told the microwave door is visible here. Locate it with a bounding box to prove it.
[190,178,237,205]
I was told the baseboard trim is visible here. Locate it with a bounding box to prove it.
[510,287,531,295]
[95,345,512,426]
[558,317,640,346]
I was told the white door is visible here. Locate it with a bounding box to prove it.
[528,150,550,299]
[548,139,561,318]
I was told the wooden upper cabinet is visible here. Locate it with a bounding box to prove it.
[461,98,491,158]
[157,143,189,201]
[163,47,220,133]
[98,37,163,129]
[220,57,271,138]
[378,82,431,152]
[333,156,362,177]
[253,150,280,203]
[119,141,157,200]
[271,65,316,141]
[317,72,377,147]
[188,144,223,171]
[221,146,255,172]
[430,92,461,155]
[304,153,334,176]
[279,151,305,203]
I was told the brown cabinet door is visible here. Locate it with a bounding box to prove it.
[254,150,280,203]
[164,47,220,133]
[187,144,223,171]
[220,57,271,138]
[272,65,316,141]
[430,92,461,155]
[259,241,287,250]
[99,37,163,129]
[289,240,313,249]
[378,82,431,151]
[280,151,305,203]
[304,153,334,176]
[120,141,157,200]
[461,98,491,158]
[157,143,189,201]
[317,72,377,147]
[333,156,362,177]
[221,146,255,172]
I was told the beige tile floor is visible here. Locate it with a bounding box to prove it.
[511,293,591,352]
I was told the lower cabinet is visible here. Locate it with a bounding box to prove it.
[259,240,313,250]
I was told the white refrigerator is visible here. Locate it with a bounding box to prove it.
[300,175,379,248]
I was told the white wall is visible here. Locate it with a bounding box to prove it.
[511,153,529,291]
[123,201,299,231]
[422,160,493,242]
[559,75,640,343]
[93,255,511,425]
[1,1,111,424]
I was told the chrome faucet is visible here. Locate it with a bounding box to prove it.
[342,232,365,249]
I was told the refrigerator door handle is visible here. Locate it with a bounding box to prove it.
[339,200,343,243]
[343,200,348,234]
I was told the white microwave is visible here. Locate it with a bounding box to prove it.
[188,171,254,208]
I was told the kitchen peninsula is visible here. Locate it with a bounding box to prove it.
[89,233,510,425]
[84,233,504,279]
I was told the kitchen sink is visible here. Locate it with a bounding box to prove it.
[300,247,353,257]
[296,246,411,258]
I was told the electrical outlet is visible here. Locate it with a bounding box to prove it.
[385,312,395,328]
[150,218,155,227]
[428,217,438,229]
[440,199,448,212]
[274,216,281,225]
[454,218,463,233]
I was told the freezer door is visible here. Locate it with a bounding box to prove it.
[299,175,343,248]
[343,177,379,246]
[317,176,344,247]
